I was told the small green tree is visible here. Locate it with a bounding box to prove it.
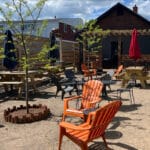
[0,0,53,113]
[76,19,109,67]
[77,19,109,52]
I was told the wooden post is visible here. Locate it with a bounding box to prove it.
[83,41,86,64]
[73,43,75,66]
[118,36,122,66]
[59,38,63,63]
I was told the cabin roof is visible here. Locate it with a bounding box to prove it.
[96,3,150,26]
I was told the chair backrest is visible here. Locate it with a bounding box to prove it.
[51,75,62,89]
[107,69,115,78]
[114,65,123,76]
[87,100,122,142]
[101,70,114,82]
[81,64,89,71]
[64,69,75,80]
[81,80,103,108]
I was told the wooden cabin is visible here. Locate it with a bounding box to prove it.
[95,2,150,68]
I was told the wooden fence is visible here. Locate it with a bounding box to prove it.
[59,40,103,71]
[82,50,102,70]
[59,40,80,68]
[0,36,81,70]
[0,35,50,70]
[0,35,103,71]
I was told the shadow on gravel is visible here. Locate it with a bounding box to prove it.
[120,104,142,112]
[0,124,5,128]
[89,141,138,150]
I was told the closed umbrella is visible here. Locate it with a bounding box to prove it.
[129,28,141,67]
[3,30,18,70]
[48,31,59,65]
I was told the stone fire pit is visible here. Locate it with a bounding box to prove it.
[4,104,51,123]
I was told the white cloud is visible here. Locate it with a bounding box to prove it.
[0,0,149,22]
[127,0,150,20]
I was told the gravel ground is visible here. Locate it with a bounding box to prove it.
[0,76,150,150]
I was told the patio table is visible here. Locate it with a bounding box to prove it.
[121,66,147,88]
[0,70,38,97]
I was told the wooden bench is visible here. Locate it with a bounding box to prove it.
[0,81,23,97]
[0,70,40,97]
[0,81,23,85]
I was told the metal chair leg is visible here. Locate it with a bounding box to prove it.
[131,89,135,104]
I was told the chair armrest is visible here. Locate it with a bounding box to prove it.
[64,95,82,110]
[60,122,91,130]
[83,70,90,73]
[64,95,82,102]
[89,97,102,104]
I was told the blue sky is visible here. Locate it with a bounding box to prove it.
[42,0,150,22]
[0,0,150,22]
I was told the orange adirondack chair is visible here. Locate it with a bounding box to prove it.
[62,80,103,121]
[81,64,97,80]
[58,100,122,150]
[114,65,124,78]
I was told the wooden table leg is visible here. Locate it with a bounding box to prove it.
[140,79,147,88]
[18,84,23,98]
[30,77,38,93]
[122,79,129,87]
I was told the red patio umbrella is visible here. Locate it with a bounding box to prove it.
[129,28,141,67]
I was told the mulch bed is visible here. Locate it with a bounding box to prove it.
[4,104,51,123]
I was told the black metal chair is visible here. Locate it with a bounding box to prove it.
[117,80,135,104]
[64,69,76,81]
[51,75,77,100]
[100,70,115,96]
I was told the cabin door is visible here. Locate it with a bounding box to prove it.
[110,41,118,68]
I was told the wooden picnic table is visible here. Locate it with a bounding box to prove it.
[121,66,148,88]
[0,70,38,97]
